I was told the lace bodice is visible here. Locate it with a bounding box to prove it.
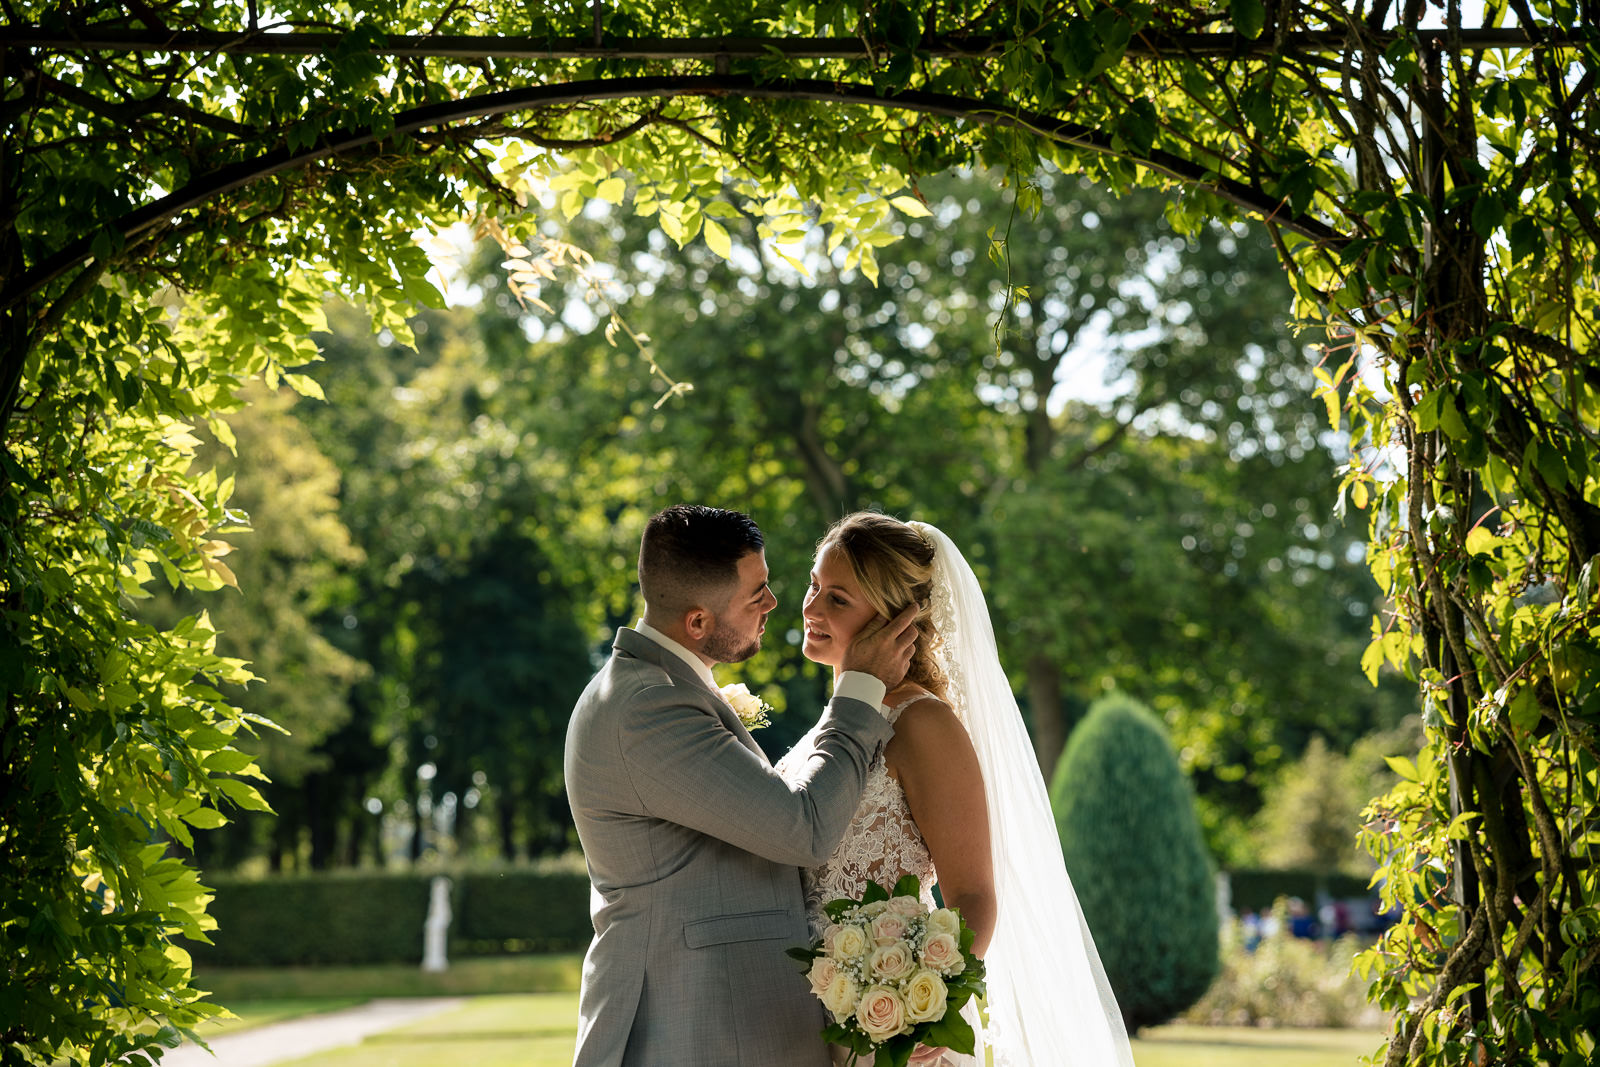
[775,693,940,937]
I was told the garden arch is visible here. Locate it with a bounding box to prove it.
[3,4,1597,1064]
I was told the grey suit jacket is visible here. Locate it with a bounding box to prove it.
[564,627,894,1067]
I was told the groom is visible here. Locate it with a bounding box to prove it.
[565,505,915,1067]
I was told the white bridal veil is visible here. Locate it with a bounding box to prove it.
[908,521,1136,1067]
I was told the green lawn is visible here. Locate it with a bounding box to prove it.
[273,994,581,1067]
[1132,1024,1385,1067]
[194,953,584,1002]
[248,993,1384,1067]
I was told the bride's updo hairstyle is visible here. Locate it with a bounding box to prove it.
[818,512,949,702]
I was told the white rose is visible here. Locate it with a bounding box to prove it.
[887,895,924,918]
[807,955,839,996]
[719,683,771,729]
[902,968,949,1024]
[918,931,965,976]
[869,911,908,946]
[868,939,916,983]
[859,899,890,918]
[924,907,961,939]
[855,985,909,1042]
[821,971,861,1021]
[829,922,870,960]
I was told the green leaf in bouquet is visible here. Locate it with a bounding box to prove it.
[946,962,987,1004]
[787,945,818,966]
[881,1033,918,1067]
[892,874,922,899]
[862,880,891,906]
[824,897,858,921]
[921,1004,978,1055]
[821,1022,856,1045]
[957,914,977,954]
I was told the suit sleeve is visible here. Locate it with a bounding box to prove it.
[619,687,893,867]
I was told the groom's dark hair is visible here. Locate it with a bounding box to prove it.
[639,505,765,616]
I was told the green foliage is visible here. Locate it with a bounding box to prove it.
[140,383,369,800]
[291,296,605,869]
[1251,731,1416,877]
[1052,693,1219,1030]
[509,168,1405,846]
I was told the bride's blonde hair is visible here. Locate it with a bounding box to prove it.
[818,512,949,702]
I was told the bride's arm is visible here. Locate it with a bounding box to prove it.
[886,699,996,957]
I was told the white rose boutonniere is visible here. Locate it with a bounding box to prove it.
[719,682,773,731]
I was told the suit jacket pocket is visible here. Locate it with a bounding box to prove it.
[682,908,795,949]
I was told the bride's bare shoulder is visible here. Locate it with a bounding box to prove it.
[885,687,964,744]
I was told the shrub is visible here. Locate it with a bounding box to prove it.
[1184,909,1384,1029]
[1051,692,1219,1031]
[1226,868,1375,915]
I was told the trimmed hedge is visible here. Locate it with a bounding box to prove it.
[1225,868,1375,914]
[453,870,594,955]
[1051,693,1219,1031]
[186,868,592,967]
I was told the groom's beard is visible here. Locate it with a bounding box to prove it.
[702,622,761,664]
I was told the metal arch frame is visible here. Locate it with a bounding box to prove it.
[7,73,1345,312]
[1,25,1573,58]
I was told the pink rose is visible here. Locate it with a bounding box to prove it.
[807,955,839,996]
[887,895,923,918]
[868,940,916,982]
[919,932,965,976]
[870,911,908,946]
[855,984,908,1042]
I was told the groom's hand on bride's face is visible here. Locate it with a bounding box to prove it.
[839,603,919,688]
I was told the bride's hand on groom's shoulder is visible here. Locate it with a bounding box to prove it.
[839,603,920,688]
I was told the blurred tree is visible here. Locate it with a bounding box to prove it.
[1252,722,1421,878]
[402,526,593,861]
[288,286,617,867]
[140,382,368,871]
[193,168,1408,872]
[522,168,1408,837]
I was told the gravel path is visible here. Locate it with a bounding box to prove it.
[157,997,466,1067]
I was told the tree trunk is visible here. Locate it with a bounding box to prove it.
[792,399,852,521]
[409,787,426,863]
[306,773,335,870]
[497,791,518,862]
[1028,653,1065,783]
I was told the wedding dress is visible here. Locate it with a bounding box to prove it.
[775,692,973,1067]
[777,521,1136,1067]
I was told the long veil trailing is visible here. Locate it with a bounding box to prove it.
[908,521,1136,1067]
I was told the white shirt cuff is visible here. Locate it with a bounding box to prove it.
[834,671,888,715]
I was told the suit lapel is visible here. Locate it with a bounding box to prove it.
[612,628,766,758]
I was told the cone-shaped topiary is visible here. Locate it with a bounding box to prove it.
[1051,691,1219,1030]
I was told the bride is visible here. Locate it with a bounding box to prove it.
[775,512,1135,1067]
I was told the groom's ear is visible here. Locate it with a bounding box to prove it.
[682,607,712,640]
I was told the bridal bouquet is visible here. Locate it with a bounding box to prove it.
[788,876,985,1067]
